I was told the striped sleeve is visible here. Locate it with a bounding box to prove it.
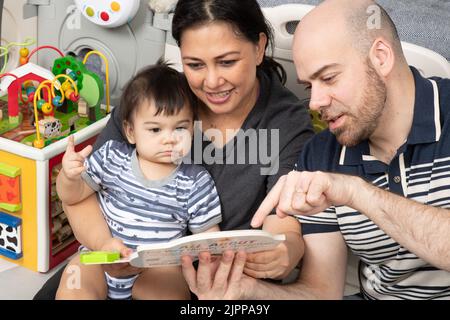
[297,207,340,235]
[81,140,113,191]
[187,169,222,233]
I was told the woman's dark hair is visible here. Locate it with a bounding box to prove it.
[172,0,287,84]
[120,59,198,126]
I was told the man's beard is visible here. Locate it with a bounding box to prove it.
[333,61,387,147]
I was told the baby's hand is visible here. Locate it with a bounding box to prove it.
[100,238,133,257]
[61,135,92,180]
[100,238,143,278]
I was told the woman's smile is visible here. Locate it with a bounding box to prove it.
[205,89,235,104]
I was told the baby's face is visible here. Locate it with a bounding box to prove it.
[124,101,194,165]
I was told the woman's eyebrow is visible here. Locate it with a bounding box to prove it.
[297,78,309,85]
[182,51,241,61]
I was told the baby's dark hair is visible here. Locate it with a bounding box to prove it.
[120,59,197,126]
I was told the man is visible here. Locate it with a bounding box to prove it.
[180,0,450,299]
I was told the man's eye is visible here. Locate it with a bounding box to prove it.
[323,75,336,83]
[149,128,160,133]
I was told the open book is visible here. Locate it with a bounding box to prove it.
[80,230,286,268]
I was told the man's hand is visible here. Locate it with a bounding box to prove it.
[181,251,254,300]
[61,135,93,180]
[100,238,143,278]
[252,171,359,227]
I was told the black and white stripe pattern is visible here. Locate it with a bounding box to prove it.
[83,140,222,250]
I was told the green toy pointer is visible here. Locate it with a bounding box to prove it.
[79,251,123,264]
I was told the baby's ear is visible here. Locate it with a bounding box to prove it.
[123,121,136,144]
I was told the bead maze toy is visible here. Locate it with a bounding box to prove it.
[0,44,111,272]
[35,0,166,107]
[0,0,166,273]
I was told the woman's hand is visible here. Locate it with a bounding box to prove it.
[244,242,290,280]
[181,250,255,300]
[99,238,143,278]
[246,214,304,280]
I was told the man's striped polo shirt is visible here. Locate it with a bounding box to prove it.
[296,67,450,300]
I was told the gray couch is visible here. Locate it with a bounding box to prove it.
[257,0,450,61]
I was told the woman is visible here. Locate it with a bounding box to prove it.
[35,0,314,299]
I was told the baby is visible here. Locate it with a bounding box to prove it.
[56,60,221,300]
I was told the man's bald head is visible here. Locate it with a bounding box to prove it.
[295,0,403,59]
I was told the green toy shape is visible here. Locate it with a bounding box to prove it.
[79,251,121,264]
[52,55,104,121]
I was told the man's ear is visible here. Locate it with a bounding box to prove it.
[123,121,135,144]
[368,37,395,77]
[256,32,268,66]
